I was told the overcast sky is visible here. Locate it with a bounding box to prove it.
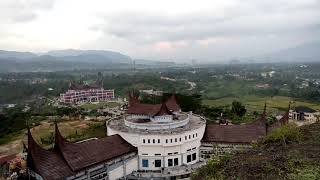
[0,0,319,62]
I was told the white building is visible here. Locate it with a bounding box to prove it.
[107,94,206,179]
[290,106,319,122]
[27,94,206,180]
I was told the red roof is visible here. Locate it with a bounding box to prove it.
[127,94,180,116]
[165,94,180,112]
[202,124,267,144]
[28,125,137,179]
[154,103,174,116]
[127,102,161,116]
[54,125,136,171]
[27,128,74,179]
[202,111,267,144]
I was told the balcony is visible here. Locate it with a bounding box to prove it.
[126,161,205,179]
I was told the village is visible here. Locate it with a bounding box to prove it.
[1,79,319,179]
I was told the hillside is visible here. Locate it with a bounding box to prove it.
[193,123,320,180]
[0,49,133,72]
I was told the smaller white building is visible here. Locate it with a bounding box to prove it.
[290,106,319,122]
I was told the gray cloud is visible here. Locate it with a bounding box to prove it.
[94,0,320,45]
[0,0,55,23]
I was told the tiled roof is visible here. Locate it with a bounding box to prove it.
[202,113,267,144]
[127,94,180,116]
[202,123,267,144]
[27,128,74,180]
[54,125,137,171]
[127,102,161,116]
[27,125,137,179]
[154,103,174,116]
[165,94,181,112]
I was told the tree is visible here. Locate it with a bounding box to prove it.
[231,101,246,117]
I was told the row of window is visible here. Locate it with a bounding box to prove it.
[142,148,196,156]
[141,153,197,168]
[187,153,197,163]
[168,158,179,167]
[142,133,198,144]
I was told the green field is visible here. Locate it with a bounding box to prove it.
[80,102,120,110]
[203,95,320,114]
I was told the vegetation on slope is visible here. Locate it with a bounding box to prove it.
[192,123,320,180]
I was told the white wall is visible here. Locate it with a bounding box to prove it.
[108,156,138,180]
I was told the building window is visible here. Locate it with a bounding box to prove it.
[196,133,198,137]
[143,139,145,143]
[142,159,149,167]
[185,136,187,140]
[174,152,178,154]
[153,139,155,143]
[148,139,150,143]
[187,155,192,163]
[166,139,168,143]
[155,153,161,156]
[189,135,191,139]
[168,159,173,167]
[168,153,172,155]
[174,158,179,166]
[175,138,177,142]
[155,160,161,167]
[193,134,195,138]
[179,137,181,142]
[158,139,160,143]
[170,139,173,143]
[192,153,197,161]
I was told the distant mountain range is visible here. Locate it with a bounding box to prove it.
[255,41,320,62]
[0,49,177,72]
[0,49,134,72]
[0,41,319,72]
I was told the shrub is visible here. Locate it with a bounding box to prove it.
[263,123,303,145]
[191,156,229,180]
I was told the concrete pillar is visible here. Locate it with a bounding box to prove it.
[123,158,127,180]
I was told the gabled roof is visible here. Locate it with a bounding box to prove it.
[27,128,74,180]
[154,103,174,116]
[54,125,137,171]
[165,94,181,112]
[28,124,137,179]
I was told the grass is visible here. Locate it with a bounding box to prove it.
[31,120,108,148]
[203,95,320,114]
[0,119,108,154]
[80,101,120,110]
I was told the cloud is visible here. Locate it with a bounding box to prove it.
[0,0,319,61]
[95,0,320,45]
[0,0,55,23]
